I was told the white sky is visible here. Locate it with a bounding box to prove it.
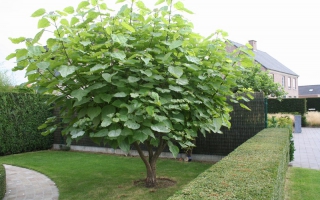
[0,0,319,86]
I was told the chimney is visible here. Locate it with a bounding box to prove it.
[248,40,257,51]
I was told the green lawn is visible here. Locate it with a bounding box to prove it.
[0,150,212,200]
[286,167,320,200]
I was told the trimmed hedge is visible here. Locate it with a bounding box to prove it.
[169,128,289,200]
[0,93,53,156]
[268,98,306,115]
[306,98,320,111]
[0,164,5,199]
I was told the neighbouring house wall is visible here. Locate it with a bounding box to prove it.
[268,69,299,98]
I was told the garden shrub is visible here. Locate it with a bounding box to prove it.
[0,92,53,155]
[169,128,290,200]
[268,98,306,116]
[268,116,295,161]
[0,164,5,199]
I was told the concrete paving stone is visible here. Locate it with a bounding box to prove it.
[3,165,59,200]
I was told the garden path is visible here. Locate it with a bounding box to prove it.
[3,164,59,200]
[290,128,320,170]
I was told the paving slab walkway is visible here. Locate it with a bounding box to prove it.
[3,165,59,200]
[290,127,320,170]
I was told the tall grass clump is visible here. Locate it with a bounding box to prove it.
[305,112,320,127]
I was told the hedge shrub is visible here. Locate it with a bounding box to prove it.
[169,128,289,200]
[306,98,320,111]
[268,98,306,115]
[0,93,53,155]
[0,164,5,199]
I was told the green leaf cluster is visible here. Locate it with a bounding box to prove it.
[0,164,5,200]
[7,0,255,158]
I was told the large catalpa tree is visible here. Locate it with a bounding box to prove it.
[7,0,255,187]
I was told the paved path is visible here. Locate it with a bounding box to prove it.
[3,165,59,200]
[290,128,320,170]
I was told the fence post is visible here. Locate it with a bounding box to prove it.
[264,98,268,128]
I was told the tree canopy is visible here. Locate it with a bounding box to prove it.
[7,0,258,187]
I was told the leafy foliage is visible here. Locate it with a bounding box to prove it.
[0,93,53,155]
[0,70,14,92]
[7,0,255,186]
[236,63,286,99]
[268,98,307,116]
[169,128,290,200]
[268,116,295,161]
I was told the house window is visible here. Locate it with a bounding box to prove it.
[288,77,291,89]
[292,78,296,90]
[281,76,285,87]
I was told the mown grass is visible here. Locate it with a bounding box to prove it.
[285,167,320,200]
[0,150,212,200]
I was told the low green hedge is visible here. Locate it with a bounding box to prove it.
[169,128,289,200]
[0,164,5,199]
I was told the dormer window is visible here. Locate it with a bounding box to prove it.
[309,89,313,92]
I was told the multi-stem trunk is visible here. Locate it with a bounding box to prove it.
[134,137,167,188]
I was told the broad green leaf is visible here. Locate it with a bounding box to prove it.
[168,66,183,78]
[116,0,126,3]
[6,53,16,60]
[169,85,184,92]
[186,55,201,65]
[105,27,112,35]
[119,140,130,153]
[108,129,121,137]
[71,130,85,139]
[77,1,90,11]
[124,120,140,130]
[87,107,101,120]
[32,29,45,45]
[176,77,189,85]
[90,64,108,72]
[183,63,200,71]
[15,49,28,58]
[36,61,50,70]
[146,106,154,116]
[111,51,126,60]
[168,141,179,158]
[38,18,51,28]
[174,1,194,14]
[169,40,183,50]
[31,8,46,17]
[142,128,155,138]
[212,118,223,131]
[27,46,42,56]
[100,94,113,103]
[102,72,117,82]
[70,17,79,26]
[60,19,69,27]
[151,122,170,133]
[114,92,127,98]
[121,128,133,136]
[133,131,148,143]
[90,0,98,6]
[101,105,116,118]
[111,34,128,45]
[71,89,90,101]
[58,65,76,77]
[136,1,150,11]
[80,41,91,46]
[9,37,26,44]
[128,76,140,83]
[130,93,139,98]
[141,57,150,65]
[121,22,135,32]
[94,129,108,137]
[141,69,152,77]
[240,103,251,111]
[100,3,107,10]
[63,6,74,14]
[155,0,165,5]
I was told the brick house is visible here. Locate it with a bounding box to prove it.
[299,85,320,98]
[228,40,299,98]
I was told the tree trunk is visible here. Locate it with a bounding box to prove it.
[145,161,157,187]
[134,138,167,188]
